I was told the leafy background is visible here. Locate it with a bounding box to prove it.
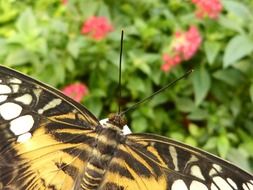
[0,0,253,173]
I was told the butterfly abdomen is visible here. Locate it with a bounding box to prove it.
[80,123,124,190]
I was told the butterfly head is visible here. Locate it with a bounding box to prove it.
[108,113,127,129]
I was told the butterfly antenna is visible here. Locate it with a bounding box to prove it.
[120,69,194,116]
[118,30,124,115]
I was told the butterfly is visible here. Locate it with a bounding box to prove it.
[0,65,252,190]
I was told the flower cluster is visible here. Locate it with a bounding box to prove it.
[191,0,222,19]
[61,0,67,4]
[81,16,113,40]
[161,26,202,72]
[62,83,88,102]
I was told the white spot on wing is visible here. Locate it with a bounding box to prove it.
[169,146,179,171]
[10,115,34,135]
[227,178,237,189]
[211,183,218,190]
[209,168,217,176]
[247,182,253,190]
[185,155,198,166]
[11,84,19,93]
[38,98,62,114]
[190,181,208,190]
[213,164,222,172]
[0,102,22,120]
[190,165,205,180]
[171,179,188,190]
[0,85,11,94]
[243,183,249,190]
[33,88,42,98]
[15,94,32,105]
[9,78,22,84]
[0,95,7,102]
[99,118,107,126]
[123,125,132,134]
[210,164,222,177]
[17,132,32,143]
[213,176,233,190]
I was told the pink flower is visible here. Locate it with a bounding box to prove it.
[61,0,67,4]
[161,26,202,72]
[173,26,202,60]
[191,0,222,19]
[161,54,181,72]
[81,16,113,40]
[62,83,88,102]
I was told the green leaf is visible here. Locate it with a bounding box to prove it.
[150,93,168,107]
[50,20,68,34]
[169,132,185,142]
[131,117,148,132]
[16,8,38,36]
[80,0,99,18]
[0,39,7,57]
[188,108,208,120]
[218,15,244,33]
[150,68,162,85]
[223,35,253,67]
[138,61,151,76]
[65,57,75,72]
[213,68,245,86]
[175,97,196,112]
[5,49,30,66]
[227,148,252,172]
[137,53,159,76]
[250,84,253,103]
[184,136,197,147]
[203,137,218,150]
[0,0,18,23]
[84,96,102,117]
[54,62,65,85]
[67,39,82,58]
[34,65,56,86]
[241,141,253,157]
[232,60,252,74]
[217,134,230,158]
[237,129,253,142]
[127,77,146,98]
[28,38,48,55]
[97,2,111,18]
[188,123,201,138]
[192,66,211,105]
[222,0,252,21]
[204,41,220,65]
[229,98,241,117]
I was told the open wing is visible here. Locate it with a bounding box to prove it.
[100,133,253,190]
[0,65,99,189]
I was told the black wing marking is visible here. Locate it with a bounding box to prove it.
[99,133,253,190]
[0,65,99,189]
[0,65,99,127]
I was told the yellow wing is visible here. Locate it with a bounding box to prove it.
[0,65,99,189]
[100,133,253,190]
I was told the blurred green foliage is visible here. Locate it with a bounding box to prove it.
[0,0,253,172]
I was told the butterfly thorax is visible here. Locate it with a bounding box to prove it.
[80,118,126,190]
[107,113,127,130]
